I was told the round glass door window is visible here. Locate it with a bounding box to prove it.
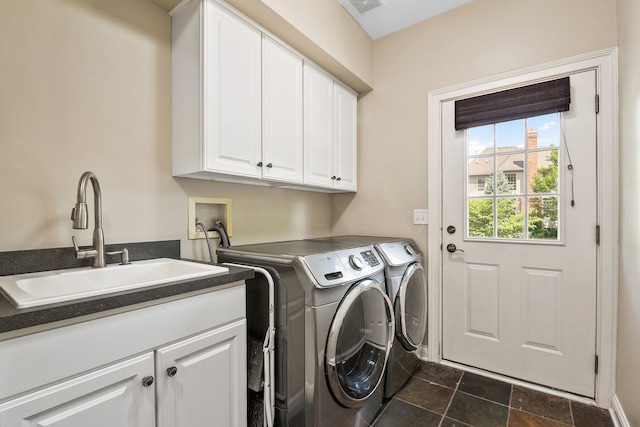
[325,279,394,408]
[396,263,428,351]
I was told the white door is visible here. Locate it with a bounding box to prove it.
[441,70,598,397]
[333,83,358,191]
[155,320,246,427]
[303,64,335,188]
[204,2,262,177]
[262,35,304,184]
[0,353,155,427]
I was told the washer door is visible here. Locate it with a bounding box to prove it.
[396,263,428,351]
[325,279,394,408]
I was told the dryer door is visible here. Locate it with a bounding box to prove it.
[325,279,394,408]
[396,263,428,351]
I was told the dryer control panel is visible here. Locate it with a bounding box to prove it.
[303,245,383,288]
[377,241,419,266]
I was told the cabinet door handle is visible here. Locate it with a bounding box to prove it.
[142,376,155,387]
[336,177,342,181]
[266,163,273,168]
[167,366,178,377]
[257,162,263,167]
[331,176,337,180]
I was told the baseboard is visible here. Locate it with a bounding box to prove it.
[417,344,430,361]
[611,394,630,427]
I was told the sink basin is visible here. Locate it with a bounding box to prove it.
[0,258,229,309]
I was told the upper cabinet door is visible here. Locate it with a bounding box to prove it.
[203,2,262,177]
[262,36,304,184]
[334,83,358,191]
[303,64,335,188]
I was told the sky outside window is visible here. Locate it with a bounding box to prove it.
[468,113,560,156]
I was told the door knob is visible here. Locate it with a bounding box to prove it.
[446,244,464,253]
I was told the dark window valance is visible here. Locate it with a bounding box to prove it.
[454,77,570,130]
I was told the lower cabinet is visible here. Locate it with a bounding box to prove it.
[0,286,247,427]
[0,353,156,426]
[156,321,246,427]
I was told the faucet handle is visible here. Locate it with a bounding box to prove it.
[72,235,80,252]
[72,236,98,260]
[107,248,130,265]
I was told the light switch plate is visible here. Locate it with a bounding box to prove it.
[413,209,429,225]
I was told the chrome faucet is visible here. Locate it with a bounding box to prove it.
[70,171,106,268]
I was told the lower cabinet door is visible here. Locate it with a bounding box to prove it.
[0,353,156,427]
[155,319,247,427]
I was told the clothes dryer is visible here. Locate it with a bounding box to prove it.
[217,240,394,426]
[307,236,428,398]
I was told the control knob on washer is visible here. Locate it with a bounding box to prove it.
[349,255,363,270]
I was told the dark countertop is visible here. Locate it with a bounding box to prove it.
[0,241,254,340]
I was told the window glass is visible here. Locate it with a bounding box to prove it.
[466,114,561,242]
[468,124,494,155]
[468,157,495,196]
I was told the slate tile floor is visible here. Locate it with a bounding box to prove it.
[373,362,615,427]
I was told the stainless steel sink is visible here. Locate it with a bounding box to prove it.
[0,258,228,308]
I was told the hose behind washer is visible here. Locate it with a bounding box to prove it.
[223,263,275,427]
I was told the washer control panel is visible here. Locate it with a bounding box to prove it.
[303,245,383,288]
[360,249,380,267]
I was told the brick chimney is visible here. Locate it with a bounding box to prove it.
[527,127,538,192]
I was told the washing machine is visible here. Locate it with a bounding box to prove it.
[217,240,395,426]
[308,236,428,398]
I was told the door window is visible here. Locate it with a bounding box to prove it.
[466,113,561,241]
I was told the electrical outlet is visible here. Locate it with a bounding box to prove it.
[413,209,429,225]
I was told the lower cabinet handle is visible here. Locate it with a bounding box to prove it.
[336,177,342,181]
[167,366,178,377]
[266,163,273,168]
[142,376,154,387]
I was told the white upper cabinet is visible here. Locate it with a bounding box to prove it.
[304,64,358,191]
[333,82,358,191]
[172,0,262,180]
[204,3,262,177]
[172,0,357,192]
[262,36,304,184]
[303,64,335,188]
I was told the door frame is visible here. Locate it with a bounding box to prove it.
[426,48,618,407]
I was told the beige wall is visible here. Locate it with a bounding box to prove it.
[0,0,331,261]
[332,0,618,272]
[616,0,640,423]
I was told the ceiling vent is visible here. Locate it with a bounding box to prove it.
[348,0,385,14]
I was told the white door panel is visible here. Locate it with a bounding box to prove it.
[442,70,597,397]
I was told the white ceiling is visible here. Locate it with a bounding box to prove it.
[338,0,473,39]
